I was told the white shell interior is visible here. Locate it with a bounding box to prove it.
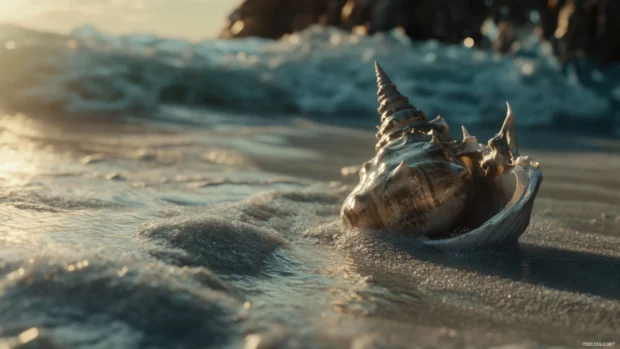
[421,157,542,250]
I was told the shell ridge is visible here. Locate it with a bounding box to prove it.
[341,63,542,248]
[374,61,426,147]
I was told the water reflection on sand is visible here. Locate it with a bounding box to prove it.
[1,111,620,348]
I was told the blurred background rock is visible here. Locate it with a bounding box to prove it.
[219,0,620,66]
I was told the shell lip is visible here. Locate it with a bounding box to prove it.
[345,63,543,250]
[420,156,543,250]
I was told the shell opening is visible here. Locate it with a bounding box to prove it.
[421,103,542,248]
[341,62,542,249]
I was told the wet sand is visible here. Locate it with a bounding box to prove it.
[1,112,619,348]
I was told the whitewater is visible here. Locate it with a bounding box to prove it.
[0,24,619,348]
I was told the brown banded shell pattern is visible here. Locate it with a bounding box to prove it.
[340,62,474,238]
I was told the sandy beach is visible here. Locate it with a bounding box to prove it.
[1,111,619,348]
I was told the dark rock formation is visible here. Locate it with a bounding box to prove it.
[556,0,620,65]
[487,0,566,38]
[219,0,489,45]
[401,0,488,44]
[218,0,620,64]
[218,0,335,39]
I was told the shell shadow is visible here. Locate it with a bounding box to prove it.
[396,241,620,301]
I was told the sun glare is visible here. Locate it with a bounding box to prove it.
[0,0,238,40]
[0,1,30,22]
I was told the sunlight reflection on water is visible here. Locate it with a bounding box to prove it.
[1,109,620,348]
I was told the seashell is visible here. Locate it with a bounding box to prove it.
[340,62,543,249]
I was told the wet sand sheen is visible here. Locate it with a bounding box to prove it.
[1,113,619,348]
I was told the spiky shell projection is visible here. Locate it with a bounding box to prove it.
[340,62,543,249]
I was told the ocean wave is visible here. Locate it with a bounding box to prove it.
[0,24,617,128]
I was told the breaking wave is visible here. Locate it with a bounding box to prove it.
[0,24,618,128]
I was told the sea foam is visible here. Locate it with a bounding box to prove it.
[0,24,617,129]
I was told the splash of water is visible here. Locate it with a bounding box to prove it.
[0,24,615,128]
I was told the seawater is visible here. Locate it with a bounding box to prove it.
[0,24,619,128]
[1,24,620,349]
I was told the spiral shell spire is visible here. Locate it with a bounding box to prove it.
[341,62,543,250]
[374,62,427,149]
